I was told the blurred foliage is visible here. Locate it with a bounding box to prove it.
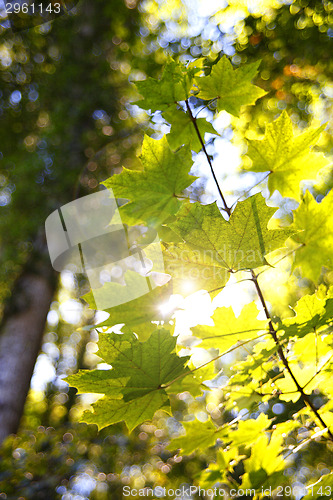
[0,0,165,303]
[0,405,207,499]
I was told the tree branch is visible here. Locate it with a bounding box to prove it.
[185,99,231,216]
[161,331,269,390]
[251,270,333,441]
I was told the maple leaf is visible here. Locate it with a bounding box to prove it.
[293,333,331,366]
[165,361,217,397]
[82,392,169,432]
[82,271,172,340]
[200,448,241,488]
[161,241,230,296]
[167,418,228,455]
[280,289,328,334]
[241,433,285,490]
[246,111,329,200]
[292,190,333,281]
[192,302,268,352]
[163,193,294,294]
[196,56,266,116]
[275,363,314,403]
[66,329,189,432]
[277,288,333,342]
[163,109,218,153]
[168,413,271,456]
[227,414,271,447]
[134,59,192,112]
[103,135,196,227]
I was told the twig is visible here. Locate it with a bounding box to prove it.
[231,172,270,208]
[251,270,333,441]
[161,332,269,390]
[185,99,231,216]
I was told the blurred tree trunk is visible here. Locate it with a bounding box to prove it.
[0,235,57,442]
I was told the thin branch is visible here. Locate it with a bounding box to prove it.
[302,353,333,390]
[251,270,333,441]
[161,332,268,390]
[185,99,231,216]
[194,98,219,119]
[205,243,303,297]
[259,425,325,492]
[256,244,305,276]
[231,172,270,208]
[207,277,254,296]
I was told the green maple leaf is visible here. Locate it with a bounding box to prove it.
[200,448,240,488]
[82,271,172,340]
[278,288,333,340]
[66,329,189,431]
[227,413,271,447]
[103,135,196,227]
[163,109,217,153]
[97,330,187,400]
[196,56,266,116]
[168,414,271,456]
[192,302,268,351]
[165,361,217,397]
[293,332,331,366]
[275,290,333,399]
[275,362,316,402]
[246,111,329,200]
[241,433,285,490]
[164,193,294,294]
[292,190,333,281]
[161,241,230,296]
[134,59,192,112]
[167,418,228,455]
[290,291,327,325]
[82,392,169,432]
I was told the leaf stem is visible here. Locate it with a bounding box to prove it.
[256,244,305,276]
[250,270,333,441]
[185,99,231,216]
[161,332,269,390]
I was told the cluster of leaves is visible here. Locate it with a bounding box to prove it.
[66,56,333,496]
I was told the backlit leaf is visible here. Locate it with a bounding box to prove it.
[167,418,227,455]
[134,59,192,112]
[82,271,172,340]
[164,193,294,294]
[103,135,196,227]
[163,109,218,153]
[292,190,333,281]
[241,432,285,490]
[66,329,189,432]
[196,56,266,116]
[192,302,268,351]
[246,111,329,200]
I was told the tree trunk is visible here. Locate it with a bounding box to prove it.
[0,236,57,443]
